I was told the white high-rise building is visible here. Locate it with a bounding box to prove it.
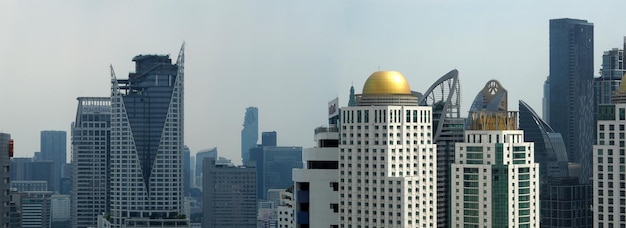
[105,45,188,227]
[71,97,111,228]
[339,71,437,227]
[451,80,540,228]
[593,78,626,227]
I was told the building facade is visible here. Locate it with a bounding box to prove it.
[293,126,339,227]
[242,107,259,166]
[548,18,595,183]
[40,130,67,192]
[107,45,187,226]
[202,157,256,228]
[451,80,540,228]
[70,97,111,228]
[593,80,626,227]
[339,71,437,227]
[0,133,13,228]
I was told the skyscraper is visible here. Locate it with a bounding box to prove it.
[548,18,595,183]
[41,130,67,192]
[418,69,464,228]
[451,80,540,227]
[250,144,302,200]
[202,157,256,228]
[0,132,13,228]
[105,45,187,226]
[70,97,111,228]
[593,77,626,227]
[339,71,437,227]
[242,107,259,166]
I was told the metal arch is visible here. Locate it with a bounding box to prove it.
[418,69,461,141]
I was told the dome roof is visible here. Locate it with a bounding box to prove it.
[362,71,411,95]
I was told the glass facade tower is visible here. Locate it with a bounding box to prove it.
[548,18,595,183]
[107,45,187,226]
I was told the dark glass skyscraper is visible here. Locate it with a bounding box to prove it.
[548,18,594,183]
[40,130,66,192]
[241,107,258,166]
[107,45,187,226]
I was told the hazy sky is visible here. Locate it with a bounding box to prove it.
[2,0,626,164]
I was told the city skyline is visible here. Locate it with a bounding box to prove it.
[4,1,626,164]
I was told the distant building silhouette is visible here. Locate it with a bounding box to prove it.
[242,107,259,166]
[249,142,302,200]
[195,147,217,189]
[40,130,66,193]
[261,131,277,147]
[548,18,595,183]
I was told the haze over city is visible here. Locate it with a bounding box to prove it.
[2,0,626,163]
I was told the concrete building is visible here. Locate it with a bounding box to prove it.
[203,157,256,228]
[106,45,188,226]
[418,70,464,228]
[10,181,47,192]
[339,71,437,227]
[593,77,626,227]
[242,107,259,166]
[0,133,13,228]
[277,188,294,228]
[19,191,53,228]
[548,18,595,183]
[51,194,70,227]
[451,80,540,227]
[70,97,111,228]
[292,123,339,227]
[40,130,67,193]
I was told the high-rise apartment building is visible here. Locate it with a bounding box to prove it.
[202,157,256,228]
[70,97,111,228]
[548,18,595,183]
[293,124,339,227]
[451,80,540,227]
[418,69,464,228]
[339,71,437,227]
[242,107,259,166]
[41,130,67,192]
[105,45,188,226]
[593,78,626,227]
[595,47,625,106]
[0,133,13,228]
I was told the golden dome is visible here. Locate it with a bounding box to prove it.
[362,71,411,95]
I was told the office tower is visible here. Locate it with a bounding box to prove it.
[242,107,259,166]
[106,45,187,226]
[293,99,340,227]
[19,191,52,228]
[195,147,217,189]
[548,18,595,183]
[10,157,31,181]
[339,71,437,227]
[184,146,190,196]
[418,69,464,228]
[11,159,55,191]
[519,100,569,177]
[595,47,625,106]
[593,79,626,227]
[202,157,256,228]
[250,144,302,200]
[51,194,70,227]
[262,131,277,147]
[70,97,110,228]
[0,133,13,228]
[9,191,22,227]
[541,177,592,227]
[451,80,540,227]
[348,85,356,107]
[60,163,72,194]
[190,155,195,189]
[41,130,67,192]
